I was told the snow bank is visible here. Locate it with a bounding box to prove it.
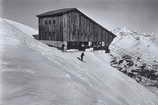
[1,19,158,105]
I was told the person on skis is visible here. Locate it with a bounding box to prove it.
[80,52,85,61]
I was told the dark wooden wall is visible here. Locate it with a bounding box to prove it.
[64,11,115,44]
[39,16,63,41]
[38,10,115,46]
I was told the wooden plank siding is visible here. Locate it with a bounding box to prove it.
[63,14,68,41]
[39,16,63,41]
[38,8,116,47]
[66,12,80,41]
[63,10,114,43]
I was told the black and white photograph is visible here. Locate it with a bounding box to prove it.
[1,0,158,105]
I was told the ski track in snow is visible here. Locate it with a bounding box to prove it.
[0,18,158,105]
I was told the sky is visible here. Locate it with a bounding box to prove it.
[1,0,158,34]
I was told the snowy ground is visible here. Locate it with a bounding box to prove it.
[0,18,158,105]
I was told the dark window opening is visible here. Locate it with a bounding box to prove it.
[53,20,55,24]
[45,20,48,25]
[49,20,51,24]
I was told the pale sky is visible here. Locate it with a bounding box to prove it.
[1,0,158,34]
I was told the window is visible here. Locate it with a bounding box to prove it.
[49,20,51,24]
[53,20,55,24]
[45,20,48,25]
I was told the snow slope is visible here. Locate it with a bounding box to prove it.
[1,19,158,105]
[2,18,38,37]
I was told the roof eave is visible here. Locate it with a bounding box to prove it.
[36,8,77,18]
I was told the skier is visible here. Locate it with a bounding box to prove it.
[80,52,85,61]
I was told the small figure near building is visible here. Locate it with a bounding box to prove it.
[61,44,65,51]
[105,46,110,53]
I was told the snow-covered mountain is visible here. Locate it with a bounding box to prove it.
[1,18,158,105]
[110,27,158,64]
[110,27,158,95]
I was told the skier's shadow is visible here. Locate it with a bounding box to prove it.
[77,57,86,63]
[77,57,81,61]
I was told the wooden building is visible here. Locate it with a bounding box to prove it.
[37,8,116,51]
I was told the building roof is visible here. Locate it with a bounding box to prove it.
[37,8,77,17]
